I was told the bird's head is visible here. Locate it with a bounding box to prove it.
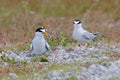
[36,27,48,36]
[73,20,81,24]
[73,20,82,28]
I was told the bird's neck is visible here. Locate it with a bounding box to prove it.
[76,24,83,30]
[35,32,44,38]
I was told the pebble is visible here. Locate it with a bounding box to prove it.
[1,44,120,80]
[9,73,18,79]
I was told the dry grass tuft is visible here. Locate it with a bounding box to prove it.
[0,63,43,78]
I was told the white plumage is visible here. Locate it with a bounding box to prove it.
[72,20,99,44]
[30,27,51,56]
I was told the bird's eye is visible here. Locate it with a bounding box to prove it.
[73,21,75,24]
[73,21,81,24]
[77,21,81,24]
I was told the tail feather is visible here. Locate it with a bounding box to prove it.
[94,32,99,37]
[93,32,99,41]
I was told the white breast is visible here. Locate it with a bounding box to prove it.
[31,32,47,56]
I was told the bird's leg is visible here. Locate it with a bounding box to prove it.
[79,42,85,47]
[79,43,81,47]
[79,44,81,47]
[85,43,89,47]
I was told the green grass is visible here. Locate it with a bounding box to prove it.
[109,76,119,80]
[48,33,76,47]
[31,55,49,62]
[1,61,83,80]
[0,0,120,46]
[0,0,120,79]
[0,0,119,18]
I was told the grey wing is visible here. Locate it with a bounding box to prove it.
[45,41,52,52]
[82,31,95,40]
[29,43,33,52]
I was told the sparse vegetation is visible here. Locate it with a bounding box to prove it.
[109,76,119,80]
[0,0,120,79]
[31,55,48,62]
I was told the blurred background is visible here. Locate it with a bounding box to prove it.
[0,0,120,50]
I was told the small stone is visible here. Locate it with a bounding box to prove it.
[9,73,18,79]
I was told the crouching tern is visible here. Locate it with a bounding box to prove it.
[72,20,99,46]
[29,27,52,56]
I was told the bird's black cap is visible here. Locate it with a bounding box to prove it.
[36,27,45,32]
[73,20,81,24]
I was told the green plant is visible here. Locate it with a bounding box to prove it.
[1,54,16,64]
[109,76,119,80]
[48,33,76,47]
[31,55,48,62]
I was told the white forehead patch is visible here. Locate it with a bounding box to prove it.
[74,21,80,24]
[41,29,45,32]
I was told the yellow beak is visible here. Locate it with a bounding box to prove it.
[43,32,48,36]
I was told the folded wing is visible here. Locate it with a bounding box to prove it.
[82,31,98,41]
